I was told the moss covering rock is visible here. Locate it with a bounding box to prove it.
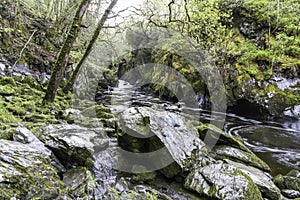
[63,167,96,198]
[274,170,300,193]
[0,75,71,124]
[184,160,263,200]
[0,139,67,199]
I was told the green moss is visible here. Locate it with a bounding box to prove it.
[6,103,27,115]
[103,69,118,86]
[0,85,16,95]
[20,76,42,90]
[0,76,71,124]
[0,76,17,86]
[132,165,157,182]
[81,105,114,119]
[274,174,300,191]
[240,171,264,200]
[0,102,21,123]
[85,157,94,170]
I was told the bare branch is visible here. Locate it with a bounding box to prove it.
[12,30,37,69]
[184,0,191,22]
[168,0,175,22]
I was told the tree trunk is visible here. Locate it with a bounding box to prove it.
[63,0,118,93]
[43,0,90,103]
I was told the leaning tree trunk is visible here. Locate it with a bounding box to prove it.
[63,0,119,93]
[43,0,90,103]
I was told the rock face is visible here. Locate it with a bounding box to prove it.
[0,139,65,199]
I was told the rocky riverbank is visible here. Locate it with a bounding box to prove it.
[0,65,299,199]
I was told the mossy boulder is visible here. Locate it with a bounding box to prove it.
[0,139,67,199]
[184,160,263,200]
[225,160,281,200]
[212,146,271,172]
[199,123,271,172]
[103,69,118,87]
[274,170,300,192]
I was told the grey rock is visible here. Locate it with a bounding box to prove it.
[120,107,207,175]
[13,127,50,155]
[184,160,263,200]
[212,145,271,172]
[281,189,300,199]
[12,127,66,173]
[274,170,300,192]
[284,105,300,119]
[0,139,65,199]
[63,167,95,199]
[198,123,250,152]
[0,63,5,72]
[225,159,282,200]
[39,124,109,168]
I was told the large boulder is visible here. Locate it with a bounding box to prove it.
[119,107,207,176]
[118,107,278,199]
[12,126,65,173]
[184,160,263,200]
[225,160,282,200]
[199,124,271,172]
[39,124,110,168]
[0,139,66,199]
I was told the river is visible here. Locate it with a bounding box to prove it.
[100,80,300,177]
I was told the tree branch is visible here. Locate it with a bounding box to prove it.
[12,30,37,69]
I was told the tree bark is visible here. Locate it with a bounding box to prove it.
[63,0,118,93]
[43,0,90,103]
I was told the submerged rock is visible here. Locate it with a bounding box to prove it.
[0,139,66,199]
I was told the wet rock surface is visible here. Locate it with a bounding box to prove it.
[118,106,281,199]
[225,160,281,200]
[274,170,300,198]
[39,124,108,168]
[184,161,263,200]
[0,139,66,199]
[63,167,96,199]
[0,74,298,199]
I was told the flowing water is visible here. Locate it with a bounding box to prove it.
[101,80,300,177]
